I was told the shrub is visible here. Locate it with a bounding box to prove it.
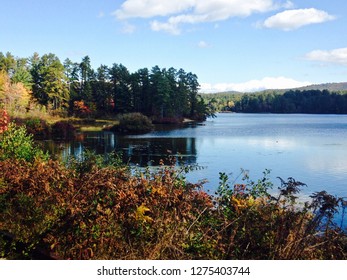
[0,155,346,260]
[51,121,76,139]
[13,117,50,138]
[152,117,184,124]
[0,123,48,161]
[0,159,73,259]
[110,113,154,134]
[0,158,211,259]
[0,109,10,134]
[212,172,347,259]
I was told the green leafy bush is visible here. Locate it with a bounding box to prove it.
[0,123,48,161]
[109,113,154,134]
[13,117,50,138]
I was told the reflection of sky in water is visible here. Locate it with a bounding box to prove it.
[191,134,347,197]
[178,114,347,199]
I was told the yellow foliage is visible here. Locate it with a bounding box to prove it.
[0,70,10,99]
[231,196,260,213]
[247,196,256,207]
[10,82,31,109]
[0,71,31,111]
[135,204,153,223]
[231,196,246,214]
[151,185,166,196]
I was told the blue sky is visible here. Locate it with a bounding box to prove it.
[1,0,347,92]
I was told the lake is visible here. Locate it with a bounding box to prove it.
[43,113,347,223]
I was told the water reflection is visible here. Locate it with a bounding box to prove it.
[43,131,198,167]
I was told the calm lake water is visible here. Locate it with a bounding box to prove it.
[44,113,347,208]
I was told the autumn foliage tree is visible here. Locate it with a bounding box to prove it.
[0,70,31,113]
[72,100,93,117]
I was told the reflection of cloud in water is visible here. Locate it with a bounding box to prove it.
[306,155,347,176]
[200,137,298,150]
[198,137,299,159]
[246,138,298,150]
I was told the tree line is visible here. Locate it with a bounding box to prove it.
[203,90,347,114]
[0,51,214,121]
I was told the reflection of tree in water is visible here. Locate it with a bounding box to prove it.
[40,131,116,161]
[119,137,197,167]
[43,131,197,167]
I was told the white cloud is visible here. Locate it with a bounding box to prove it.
[150,14,207,35]
[114,0,290,34]
[200,77,311,93]
[150,20,180,35]
[197,40,210,48]
[114,0,195,19]
[97,11,105,18]
[120,22,136,34]
[283,1,294,9]
[262,8,335,31]
[305,47,347,66]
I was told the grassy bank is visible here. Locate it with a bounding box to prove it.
[0,124,346,260]
[9,112,157,138]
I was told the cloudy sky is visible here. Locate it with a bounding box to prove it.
[1,0,347,92]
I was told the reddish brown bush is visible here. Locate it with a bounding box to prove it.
[0,109,9,134]
[51,121,76,139]
[0,158,346,260]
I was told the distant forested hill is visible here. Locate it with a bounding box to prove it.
[201,82,347,114]
[296,82,347,92]
[201,82,347,96]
